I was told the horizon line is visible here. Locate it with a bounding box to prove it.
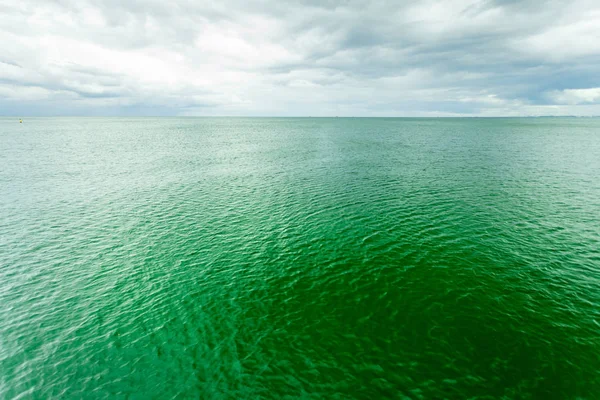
[3,115,599,118]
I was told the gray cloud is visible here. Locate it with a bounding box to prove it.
[1,0,600,116]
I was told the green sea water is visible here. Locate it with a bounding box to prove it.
[1,117,599,399]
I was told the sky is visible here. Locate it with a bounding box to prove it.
[1,0,600,117]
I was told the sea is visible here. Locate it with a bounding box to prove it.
[1,117,599,399]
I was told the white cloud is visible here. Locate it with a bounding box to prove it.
[1,0,600,115]
[548,88,600,105]
[514,11,600,61]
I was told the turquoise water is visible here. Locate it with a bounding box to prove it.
[1,117,599,399]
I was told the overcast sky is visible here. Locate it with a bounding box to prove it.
[1,0,600,116]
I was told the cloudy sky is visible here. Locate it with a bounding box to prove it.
[1,0,600,116]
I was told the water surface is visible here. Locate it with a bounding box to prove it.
[1,117,599,399]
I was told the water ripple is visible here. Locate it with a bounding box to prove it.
[1,117,600,398]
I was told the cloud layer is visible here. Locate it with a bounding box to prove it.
[2,0,600,116]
